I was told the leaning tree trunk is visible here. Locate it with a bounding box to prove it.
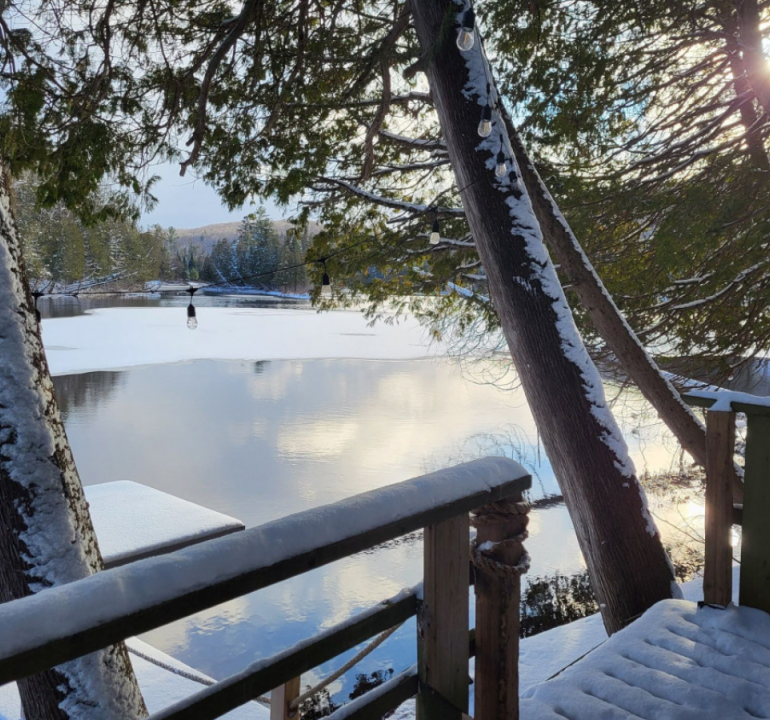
[411,0,678,633]
[501,114,745,505]
[0,166,148,719]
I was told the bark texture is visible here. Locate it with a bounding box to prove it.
[0,165,147,719]
[501,115,745,505]
[411,0,677,633]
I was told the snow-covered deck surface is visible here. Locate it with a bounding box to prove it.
[84,481,245,567]
[520,599,770,719]
[0,638,269,720]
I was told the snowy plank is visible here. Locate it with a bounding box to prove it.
[0,457,530,683]
[0,639,268,720]
[685,390,770,415]
[149,586,418,720]
[520,599,770,719]
[85,482,245,568]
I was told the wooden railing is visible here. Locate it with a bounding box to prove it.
[0,457,531,720]
[685,392,770,612]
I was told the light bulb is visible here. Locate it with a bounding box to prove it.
[478,118,492,138]
[186,303,197,330]
[430,218,440,245]
[456,8,475,51]
[321,272,332,297]
[495,150,507,178]
[457,28,475,51]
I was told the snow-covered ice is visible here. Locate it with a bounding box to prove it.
[85,481,244,567]
[41,308,448,376]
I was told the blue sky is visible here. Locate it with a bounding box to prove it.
[140,161,283,230]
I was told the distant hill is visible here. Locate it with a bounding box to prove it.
[173,220,321,254]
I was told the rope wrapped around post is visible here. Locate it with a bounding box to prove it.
[471,496,530,720]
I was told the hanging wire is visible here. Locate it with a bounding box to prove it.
[32,291,43,323]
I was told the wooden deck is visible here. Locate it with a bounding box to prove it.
[521,599,770,719]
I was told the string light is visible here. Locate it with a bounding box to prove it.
[429,216,441,245]
[456,8,476,51]
[477,103,492,138]
[320,259,332,298]
[186,286,198,330]
[495,140,508,179]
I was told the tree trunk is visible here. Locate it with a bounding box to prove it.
[0,165,148,719]
[411,0,677,634]
[736,0,770,119]
[501,114,745,505]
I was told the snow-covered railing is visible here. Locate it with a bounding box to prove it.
[684,391,770,613]
[0,457,531,720]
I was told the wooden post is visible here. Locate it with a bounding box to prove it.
[417,513,470,720]
[472,494,529,720]
[270,676,300,720]
[704,410,735,606]
[741,413,770,613]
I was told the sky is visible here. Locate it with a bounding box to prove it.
[140,161,284,231]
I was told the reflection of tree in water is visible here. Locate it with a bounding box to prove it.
[300,670,396,720]
[253,361,270,374]
[53,371,125,418]
[520,571,598,637]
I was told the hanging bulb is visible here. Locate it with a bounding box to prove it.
[429,218,441,245]
[186,287,198,330]
[456,8,475,51]
[477,104,492,138]
[187,303,198,330]
[320,260,332,297]
[495,150,508,178]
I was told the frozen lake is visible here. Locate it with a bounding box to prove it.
[42,295,698,705]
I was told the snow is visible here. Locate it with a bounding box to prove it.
[84,481,244,567]
[41,307,449,376]
[0,639,269,720]
[0,457,529,663]
[520,599,770,718]
[687,389,770,412]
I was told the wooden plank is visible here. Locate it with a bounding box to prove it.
[269,677,300,720]
[473,495,528,720]
[325,668,418,720]
[0,461,530,684]
[417,514,469,720]
[684,392,770,417]
[682,394,717,410]
[704,411,735,606]
[741,414,770,612]
[147,591,417,720]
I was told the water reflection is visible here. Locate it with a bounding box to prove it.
[53,371,124,418]
[36,292,310,319]
[53,356,701,701]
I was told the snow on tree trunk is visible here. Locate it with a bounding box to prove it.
[500,114,744,505]
[410,0,678,634]
[0,166,148,719]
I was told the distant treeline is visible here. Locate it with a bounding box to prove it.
[12,177,310,291]
[200,208,311,290]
